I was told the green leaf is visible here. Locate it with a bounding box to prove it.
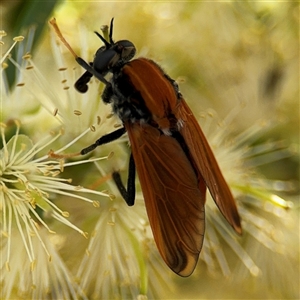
[6,0,62,89]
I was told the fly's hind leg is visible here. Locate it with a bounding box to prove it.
[112,153,136,206]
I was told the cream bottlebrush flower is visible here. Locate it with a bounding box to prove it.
[1,227,87,299]
[0,120,110,299]
[1,31,46,128]
[194,110,297,299]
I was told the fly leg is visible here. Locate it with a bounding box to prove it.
[80,127,126,155]
[112,153,136,206]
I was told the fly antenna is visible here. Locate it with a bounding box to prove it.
[95,18,114,47]
[109,18,114,44]
[94,31,110,47]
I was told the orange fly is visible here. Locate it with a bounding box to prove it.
[50,18,242,277]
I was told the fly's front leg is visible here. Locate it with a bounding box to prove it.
[75,57,110,86]
[74,62,93,93]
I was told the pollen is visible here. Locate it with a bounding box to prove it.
[93,201,100,208]
[62,211,69,217]
[74,110,82,116]
[5,262,10,272]
[108,193,116,200]
[106,113,114,119]
[22,53,31,60]
[107,151,114,159]
[53,108,59,116]
[13,36,24,42]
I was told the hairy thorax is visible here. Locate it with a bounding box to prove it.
[102,58,183,134]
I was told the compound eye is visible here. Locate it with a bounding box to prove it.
[93,48,119,73]
[117,40,136,62]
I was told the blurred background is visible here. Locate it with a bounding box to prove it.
[1,1,299,299]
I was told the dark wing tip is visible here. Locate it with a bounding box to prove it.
[232,214,242,235]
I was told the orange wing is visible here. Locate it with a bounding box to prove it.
[125,122,205,277]
[175,99,242,234]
